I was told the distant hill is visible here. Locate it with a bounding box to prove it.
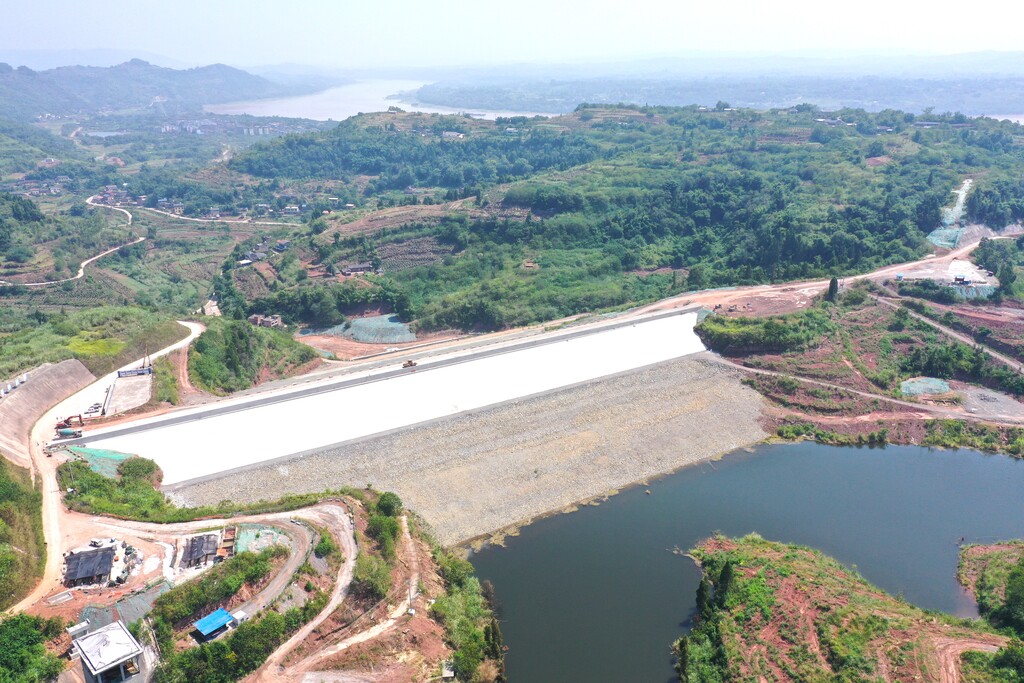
[415,75,1024,116]
[0,59,313,121]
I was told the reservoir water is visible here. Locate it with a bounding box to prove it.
[204,79,547,121]
[470,442,1024,682]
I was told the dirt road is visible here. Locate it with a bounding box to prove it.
[873,295,1024,373]
[89,503,356,619]
[0,199,141,287]
[705,353,1024,426]
[931,635,1005,683]
[7,321,204,615]
[250,506,358,682]
[139,205,294,227]
[284,515,420,681]
[637,233,1013,318]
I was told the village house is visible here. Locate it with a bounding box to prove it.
[248,313,283,328]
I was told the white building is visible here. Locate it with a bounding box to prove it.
[73,621,144,683]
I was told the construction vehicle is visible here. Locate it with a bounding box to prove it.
[56,415,84,429]
[56,428,82,439]
[402,360,417,368]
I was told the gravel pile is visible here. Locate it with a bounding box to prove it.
[171,354,767,546]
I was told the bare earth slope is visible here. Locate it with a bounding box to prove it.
[679,535,1006,683]
[171,354,767,545]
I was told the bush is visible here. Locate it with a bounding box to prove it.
[151,547,284,628]
[313,531,337,559]
[188,318,317,395]
[696,309,834,354]
[0,614,65,682]
[375,492,403,517]
[352,553,391,601]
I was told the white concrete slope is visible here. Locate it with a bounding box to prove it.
[85,312,705,486]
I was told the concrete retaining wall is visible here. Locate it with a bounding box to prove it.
[0,359,95,467]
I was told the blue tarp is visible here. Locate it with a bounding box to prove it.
[194,608,233,636]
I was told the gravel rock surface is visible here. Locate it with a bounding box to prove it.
[171,354,766,546]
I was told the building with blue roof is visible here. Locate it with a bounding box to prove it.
[193,608,235,640]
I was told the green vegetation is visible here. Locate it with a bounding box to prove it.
[0,613,65,682]
[962,646,1024,683]
[210,104,1024,331]
[59,454,366,522]
[696,308,835,354]
[900,341,1024,396]
[151,356,179,405]
[0,459,44,610]
[432,550,504,682]
[0,306,187,378]
[151,547,285,631]
[923,421,1024,457]
[363,492,403,561]
[975,236,1024,297]
[313,529,338,559]
[188,317,317,394]
[776,420,889,446]
[153,611,287,683]
[960,543,1024,620]
[375,491,403,517]
[246,277,412,327]
[230,117,601,190]
[351,552,391,602]
[675,534,1000,682]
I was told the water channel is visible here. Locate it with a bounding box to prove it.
[470,442,1024,682]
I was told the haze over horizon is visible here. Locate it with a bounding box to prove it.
[3,0,1024,72]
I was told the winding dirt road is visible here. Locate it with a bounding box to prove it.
[250,506,359,682]
[89,502,354,619]
[931,635,1005,683]
[0,199,141,287]
[282,515,420,681]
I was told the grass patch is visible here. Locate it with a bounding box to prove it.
[59,455,366,523]
[0,459,44,609]
[0,306,188,378]
[695,308,835,354]
[150,356,179,405]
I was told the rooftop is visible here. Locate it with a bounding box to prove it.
[74,621,143,675]
[182,534,219,564]
[194,608,234,637]
[65,547,114,582]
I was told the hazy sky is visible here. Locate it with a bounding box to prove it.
[4,0,1024,69]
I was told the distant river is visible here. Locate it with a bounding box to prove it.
[470,442,1024,682]
[204,79,546,121]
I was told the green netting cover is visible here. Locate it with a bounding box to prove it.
[69,447,136,478]
[926,228,963,249]
[900,377,951,396]
[304,315,416,344]
[235,525,288,554]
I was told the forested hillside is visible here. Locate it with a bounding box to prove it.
[0,119,81,174]
[0,60,306,120]
[219,105,1024,331]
